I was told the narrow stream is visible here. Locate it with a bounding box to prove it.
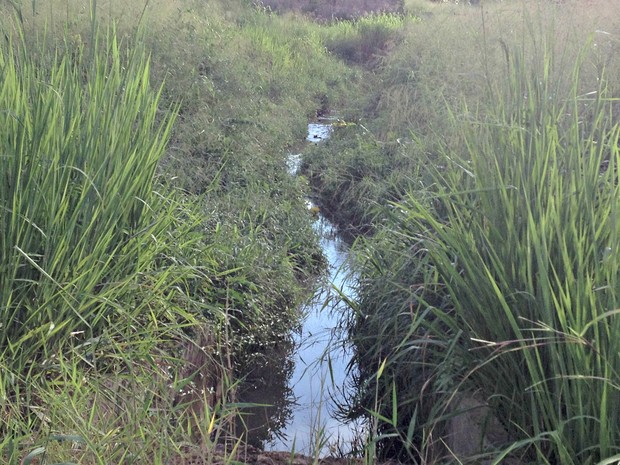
[264,119,357,456]
[240,119,358,456]
[265,213,356,456]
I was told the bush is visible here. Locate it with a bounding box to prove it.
[324,13,406,66]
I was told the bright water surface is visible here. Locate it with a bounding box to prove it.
[239,119,358,455]
[265,218,356,455]
[265,119,359,456]
[246,120,354,456]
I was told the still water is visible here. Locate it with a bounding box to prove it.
[264,213,356,455]
[269,119,357,455]
[240,119,358,456]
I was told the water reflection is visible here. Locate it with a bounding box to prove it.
[307,122,333,142]
[237,339,296,448]
[263,215,357,456]
[240,118,357,455]
[237,218,355,454]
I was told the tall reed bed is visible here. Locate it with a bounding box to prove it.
[0,25,178,360]
[346,26,620,465]
[0,22,229,463]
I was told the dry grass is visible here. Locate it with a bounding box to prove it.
[370,0,620,142]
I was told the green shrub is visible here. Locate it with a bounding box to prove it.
[324,13,406,66]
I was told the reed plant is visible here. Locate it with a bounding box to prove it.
[0,24,179,358]
[0,17,244,463]
[345,24,620,465]
[421,45,620,464]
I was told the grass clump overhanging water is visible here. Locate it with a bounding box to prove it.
[302,123,420,236]
[339,7,620,464]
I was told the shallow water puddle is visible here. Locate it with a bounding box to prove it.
[307,121,334,142]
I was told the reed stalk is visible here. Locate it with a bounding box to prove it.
[394,38,620,464]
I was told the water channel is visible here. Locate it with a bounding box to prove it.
[265,220,356,455]
[240,119,359,456]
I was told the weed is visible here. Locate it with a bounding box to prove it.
[0,0,362,460]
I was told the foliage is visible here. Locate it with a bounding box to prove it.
[322,13,407,66]
[254,0,404,21]
[0,0,353,461]
[305,0,620,234]
[344,22,620,465]
[7,0,620,461]
[0,20,235,463]
[0,28,178,353]
[302,124,420,235]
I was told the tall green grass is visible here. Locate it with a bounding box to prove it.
[0,27,178,358]
[1,0,360,458]
[0,22,236,463]
[415,44,620,463]
[346,31,620,464]
[323,13,406,66]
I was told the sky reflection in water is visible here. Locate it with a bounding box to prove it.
[242,120,359,456]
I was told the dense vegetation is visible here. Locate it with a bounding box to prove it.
[255,0,403,20]
[2,0,620,464]
[304,1,620,464]
[0,0,354,462]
